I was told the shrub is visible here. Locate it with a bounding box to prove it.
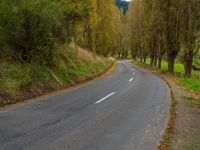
[0,0,63,64]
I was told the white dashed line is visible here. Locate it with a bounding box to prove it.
[129,78,134,82]
[95,92,116,104]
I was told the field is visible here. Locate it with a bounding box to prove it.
[135,59,200,93]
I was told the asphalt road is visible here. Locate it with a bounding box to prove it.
[0,61,171,150]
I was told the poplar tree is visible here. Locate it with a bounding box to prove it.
[180,0,200,77]
[96,0,115,56]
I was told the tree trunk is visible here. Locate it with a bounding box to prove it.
[139,46,143,62]
[143,55,147,64]
[139,46,142,62]
[158,57,162,69]
[168,57,175,74]
[153,43,158,67]
[131,47,138,60]
[140,54,143,62]
[184,50,193,78]
[125,50,128,59]
[150,55,154,66]
[150,46,155,66]
[184,63,192,78]
[131,50,137,60]
[154,56,158,67]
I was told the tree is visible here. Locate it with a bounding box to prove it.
[130,0,143,61]
[180,0,200,77]
[95,0,115,57]
[0,0,63,64]
[161,0,181,74]
[81,0,97,53]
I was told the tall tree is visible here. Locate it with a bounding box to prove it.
[96,0,115,56]
[180,0,200,77]
[161,0,181,74]
[83,0,97,53]
[130,0,143,61]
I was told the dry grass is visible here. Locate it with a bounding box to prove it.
[69,43,106,62]
[0,79,19,97]
[0,43,113,107]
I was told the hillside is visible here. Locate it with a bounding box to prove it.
[0,44,113,107]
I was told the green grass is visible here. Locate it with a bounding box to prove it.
[179,78,200,93]
[181,136,200,150]
[132,59,200,93]
[68,62,107,79]
[0,63,31,97]
[145,59,200,77]
[0,48,112,99]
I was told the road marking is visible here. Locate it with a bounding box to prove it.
[133,72,136,75]
[129,78,134,82]
[95,92,116,104]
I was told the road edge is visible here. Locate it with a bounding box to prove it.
[130,63,176,150]
[0,61,117,111]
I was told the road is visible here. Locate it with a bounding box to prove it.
[0,61,171,150]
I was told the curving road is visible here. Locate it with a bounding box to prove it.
[0,61,171,150]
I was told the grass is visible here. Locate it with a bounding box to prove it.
[145,59,200,77]
[0,63,32,97]
[181,136,200,150]
[183,96,200,109]
[0,45,112,104]
[134,59,200,93]
[179,78,200,93]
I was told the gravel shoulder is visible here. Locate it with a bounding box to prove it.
[161,75,200,150]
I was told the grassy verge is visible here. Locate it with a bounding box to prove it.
[0,45,114,107]
[134,59,200,93]
[183,96,200,109]
[179,78,200,92]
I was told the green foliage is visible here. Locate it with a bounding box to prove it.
[0,0,61,63]
[0,0,92,64]
[130,0,200,77]
[193,59,200,68]
[54,67,70,83]
[179,78,200,93]
[0,46,111,98]
[0,0,115,99]
[0,62,31,97]
[132,59,200,93]
[0,0,116,63]
[145,59,200,78]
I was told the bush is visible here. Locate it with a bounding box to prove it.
[0,0,64,64]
